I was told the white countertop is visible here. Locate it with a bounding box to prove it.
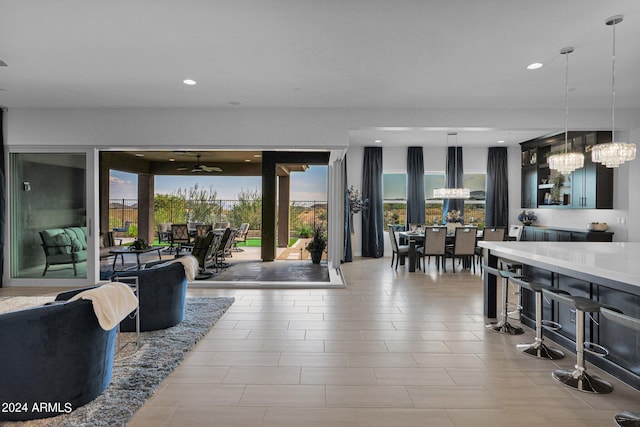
[478,241,640,287]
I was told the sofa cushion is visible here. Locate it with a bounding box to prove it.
[65,227,87,251]
[53,233,72,254]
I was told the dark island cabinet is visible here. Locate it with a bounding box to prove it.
[520,131,613,209]
[522,225,613,242]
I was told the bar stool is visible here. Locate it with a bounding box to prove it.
[484,265,524,335]
[510,276,565,360]
[600,307,640,427]
[541,288,612,393]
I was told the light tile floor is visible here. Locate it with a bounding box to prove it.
[4,257,639,426]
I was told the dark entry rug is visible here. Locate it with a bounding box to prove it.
[5,297,234,427]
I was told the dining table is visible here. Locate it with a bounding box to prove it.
[398,227,483,272]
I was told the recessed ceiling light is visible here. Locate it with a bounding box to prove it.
[183,79,197,86]
[168,158,175,162]
[497,140,505,144]
[134,153,144,157]
[253,154,262,158]
[374,139,382,143]
[526,63,543,70]
[245,159,251,162]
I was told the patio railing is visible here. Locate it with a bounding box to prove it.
[109,198,327,237]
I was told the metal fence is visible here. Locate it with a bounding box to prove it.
[109,199,327,237]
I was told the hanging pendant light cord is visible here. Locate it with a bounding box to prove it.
[611,19,617,144]
[564,49,570,154]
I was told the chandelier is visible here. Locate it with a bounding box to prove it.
[548,46,584,175]
[591,15,636,168]
[433,133,470,199]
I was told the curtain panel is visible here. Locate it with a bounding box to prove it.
[361,147,384,258]
[0,110,5,286]
[406,147,425,225]
[342,155,352,262]
[442,146,465,220]
[485,147,509,227]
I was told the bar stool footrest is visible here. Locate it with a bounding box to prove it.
[517,341,565,360]
[541,319,562,332]
[485,320,524,335]
[584,341,609,357]
[614,411,640,427]
[552,368,613,394]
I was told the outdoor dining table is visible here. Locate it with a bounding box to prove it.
[398,228,483,272]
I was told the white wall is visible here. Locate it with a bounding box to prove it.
[5,106,640,255]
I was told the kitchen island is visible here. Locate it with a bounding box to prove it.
[479,241,640,389]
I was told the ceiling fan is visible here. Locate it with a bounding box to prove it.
[177,154,222,173]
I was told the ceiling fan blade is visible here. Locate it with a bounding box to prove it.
[201,165,222,172]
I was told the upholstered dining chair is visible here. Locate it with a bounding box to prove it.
[388,225,409,269]
[445,227,478,273]
[417,226,447,271]
[475,226,506,270]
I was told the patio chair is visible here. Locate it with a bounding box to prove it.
[170,223,192,254]
[188,231,216,279]
[157,223,172,244]
[195,223,213,237]
[233,223,250,251]
[214,221,230,230]
[112,220,131,234]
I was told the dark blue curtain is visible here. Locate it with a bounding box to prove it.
[0,110,5,287]
[442,146,465,221]
[361,147,384,258]
[342,155,352,262]
[406,147,425,225]
[485,147,509,227]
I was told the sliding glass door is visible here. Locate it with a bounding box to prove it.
[8,150,97,284]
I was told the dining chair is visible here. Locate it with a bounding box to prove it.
[445,227,478,273]
[417,227,447,271]
[508,224,524,241]
[475,226,506,270]
[388,225,409,270]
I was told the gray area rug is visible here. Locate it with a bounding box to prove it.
[5,296,234,427]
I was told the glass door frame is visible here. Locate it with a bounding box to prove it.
[5,146,98,286]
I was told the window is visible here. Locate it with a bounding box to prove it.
[384,173,487,227]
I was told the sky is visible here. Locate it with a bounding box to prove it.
[109,165,328,201]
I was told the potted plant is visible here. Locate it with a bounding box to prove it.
[130,238,149,250]
[306,226,327,264]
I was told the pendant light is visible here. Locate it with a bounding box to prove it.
[591,15,636,167]
[433,132,470,199]
[548,46,584,175]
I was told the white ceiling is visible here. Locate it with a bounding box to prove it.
[1,0,640,146]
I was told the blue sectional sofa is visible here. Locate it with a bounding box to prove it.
[0,297,117,421]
